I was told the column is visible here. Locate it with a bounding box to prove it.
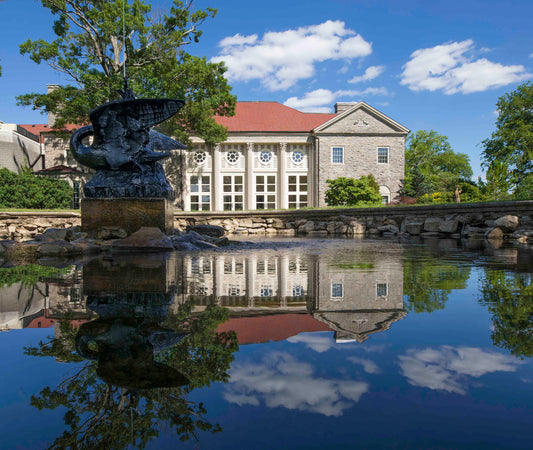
[246,142,255,210]
[214,256,225,304]
[279,254,289,307]
[246,256,255,307]
[278,142,288,209]
[213,144,223,211]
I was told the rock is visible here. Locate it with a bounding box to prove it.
[71,238,103,254]
[38,240,71,256]
[214,236,231,246]
[494,215,519,232]
[174,241,199,251]
[97,226,128,240]
[194,240,219,249]
[111,227,174,251]
[299,221,315,234]
[185,224,225,237]
[294,219,307,228]
[485,227,504,240]
[378,225,399,234]
[424,218,442,232]
[438,219,459,234]
[36,227,73,242]
[348,220,366,234]
[405,222,424,235]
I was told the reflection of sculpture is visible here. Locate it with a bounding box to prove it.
[70,87,186,199]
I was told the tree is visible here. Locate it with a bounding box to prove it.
[17,0,235,146]
[324,175,382,207]
[482,82,533,198]
[478,159,513,200]
[404,130,473,197]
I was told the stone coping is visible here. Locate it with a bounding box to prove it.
[1,200,532,220]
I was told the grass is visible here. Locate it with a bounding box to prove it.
[0,208,79,213]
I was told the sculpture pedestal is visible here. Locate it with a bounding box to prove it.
[82,198,174,235]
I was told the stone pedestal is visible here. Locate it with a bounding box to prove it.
[82,198,174,235]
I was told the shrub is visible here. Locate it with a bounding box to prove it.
[325,175,382,207]
[0,168,73,209]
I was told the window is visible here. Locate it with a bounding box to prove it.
[381,196,389,204]
[193,151,207,165]
[288,175,308,209]
[260,286,274,297]
[223,175,244,211]
[292,285,305,297]
[331,283,344,299]
[378,147,389,164]
[332,147,344,164]
[291,150,304,165]
[190,175,211,211]
[377,283,388,297]
[259,151,272,164]
[256,175,276,209]
[72,182,81,209]
[226,151,240,164]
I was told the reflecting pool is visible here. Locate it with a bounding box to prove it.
[1,237,532,449]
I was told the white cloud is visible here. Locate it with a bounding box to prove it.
[401,40,532,94]
[287,332,337,352]
[284,87,390,112]
[224,352,369,416]
[348,65,385,83]
[212,20,372,91]
[399,346,523,394]
[348,356,382,374]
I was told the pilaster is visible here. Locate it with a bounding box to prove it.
[278,142,288,209]
[246,142,255,210]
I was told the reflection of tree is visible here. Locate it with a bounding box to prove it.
[403,255,471,313]
[24,302,238,449]
[479,270,533,359]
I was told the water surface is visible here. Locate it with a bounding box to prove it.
[1,237,532,449]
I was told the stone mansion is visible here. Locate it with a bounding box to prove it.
[9,98,408,211]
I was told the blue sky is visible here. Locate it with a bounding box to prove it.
[1,0,532,178]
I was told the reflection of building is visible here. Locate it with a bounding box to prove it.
[0,282,47,330]
[0,249,405,343]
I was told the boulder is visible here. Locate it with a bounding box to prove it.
[438,219,459,234]
[299,221,316,234]
[348,220,366,235]
[97,226,128,240]
[38,240,72,256]
[494,215,519,232]
[405,222,424,235]
[36,227,73,242]
[185,224,225,238]
[111,227,174,251]
[485,227,504,240]
[424,218,443,232]
[378,225,399,234]
[173,241,199,251]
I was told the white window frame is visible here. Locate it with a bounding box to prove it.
[255,174,277,210]
[189,175,211,211]
[331,146,344,164]
[223,174,244,211]
[288,174,308,209]
[377,147,389,164]
[331,282,344,299]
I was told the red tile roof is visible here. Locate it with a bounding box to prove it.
[18,123,80,134]
[215,102,336,132]
[216,313,331,345]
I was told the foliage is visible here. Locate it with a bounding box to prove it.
[403,130,473,198]
[0,168,73,209]
[17,0,236,146]
[404,250,471,313]
[24,300,238,448]
[0,264,71,287]
[417,180,486,204]
[481,82,533,198]
[479,270,533,359]
[324,175,382,207]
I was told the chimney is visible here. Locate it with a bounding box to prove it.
[334,102,357,114]
[47,84,60,128]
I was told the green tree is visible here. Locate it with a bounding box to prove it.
[478,159,513,200]
[17,0,235,146]
[24,301,238,448]
[404,130,473,197]
[482,82,533,198]
[479,270,533,359]
[324,175,382,207]
[403,249,471,313]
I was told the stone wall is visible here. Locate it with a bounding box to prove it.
[0,212,80,241]
[1,201,532,244]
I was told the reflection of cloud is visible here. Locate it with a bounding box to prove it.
[399,346,522,394]
[224,352,369,416]
[348,356,381,374]
[287,332,336,352]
